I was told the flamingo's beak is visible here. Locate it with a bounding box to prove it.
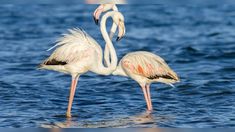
[117,21,125,41]
[93,5,104,25]
[116,36,122,42]
[93,16,99,25]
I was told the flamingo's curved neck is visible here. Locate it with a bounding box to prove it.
[93,12,118,75]
[104,7,118,67]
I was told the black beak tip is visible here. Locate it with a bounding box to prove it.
[116,37,123,42]
[93,16,99,25]
[116,37,120,42]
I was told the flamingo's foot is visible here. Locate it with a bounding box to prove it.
[66,112,72,118]
[146,109,153,114]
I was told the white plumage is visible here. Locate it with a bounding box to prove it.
[40,28,102,76]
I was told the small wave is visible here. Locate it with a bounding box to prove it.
[206,32,221,37]
[202,90,234,98]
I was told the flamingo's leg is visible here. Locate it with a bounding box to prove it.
[66,76,79,118]
[146,84,153,111]
[141,84,151,111]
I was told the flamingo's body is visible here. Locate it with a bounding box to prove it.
[40,29,103,76]
[39,11,125,118]
[114,51,179,84]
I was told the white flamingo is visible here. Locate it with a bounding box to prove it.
[39,11,125,118]
[94,4,180,111]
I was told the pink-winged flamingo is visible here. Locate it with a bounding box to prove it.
[94,4,180,111]
[39,11,125,118]
[112,52,180,111]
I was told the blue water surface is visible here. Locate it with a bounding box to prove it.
[0,4,235,128]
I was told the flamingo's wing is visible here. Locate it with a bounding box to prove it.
[42,28,101,65]
[121,52,179,81]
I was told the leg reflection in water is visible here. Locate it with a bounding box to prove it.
[41,110,157,128]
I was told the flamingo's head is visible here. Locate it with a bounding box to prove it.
[112,11,125,41]
[93,4,118,25]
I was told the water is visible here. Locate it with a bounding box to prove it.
[0,4,235,128]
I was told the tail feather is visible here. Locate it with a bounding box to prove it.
[168,83,176,88]
[37,63,44,70]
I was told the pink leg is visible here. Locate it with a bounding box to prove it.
[66,76,79,118]
[146,84,153,111]
[141,85,151,111]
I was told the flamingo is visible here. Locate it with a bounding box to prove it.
[39,11,125,118]
[112,52,180,111]
[93,4,180,111]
